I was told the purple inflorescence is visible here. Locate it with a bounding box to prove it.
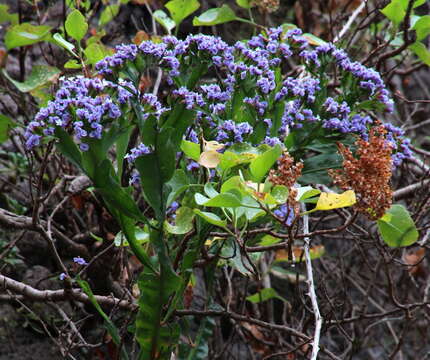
[125,143,152,163]
[216,120,253,145]
[26,27,411,169]
[274,204,296,226]
[25,77,137,151]
[73,256,88,266]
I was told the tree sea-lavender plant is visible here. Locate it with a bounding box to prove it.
[25,27,415,359]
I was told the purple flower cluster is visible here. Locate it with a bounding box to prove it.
[274,204,296,226]
[27,27,410,170]
[73,256,88,266]
[25,77,136,151]
[125,143,152,163]
[215,120,253,145]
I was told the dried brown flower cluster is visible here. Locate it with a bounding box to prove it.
[269,151,303,216]
[252,0,280,13]
[269,151,304,189]
[329,125,394,220]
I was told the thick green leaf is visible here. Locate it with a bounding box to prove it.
[5,23,52,49]
[181,139,200,161]
[413,15,430,41]
[192,5,237,26]
[409,41,430,65]
[153,10,176,34]
[55,128,83,170]
[2,65,60,93]
[0,114,15,143]
[246,288,284,303]
[99,4,120,27]
[164,206,195,234]
[135,154,164,219]
[0,4,18,25]
[194,209,227,228]
[65,9,88,42]
[166,0,200,26]
[377,204,419,247]
[178,317,215,360]
[77,279,129,359]
[250,144,282,183]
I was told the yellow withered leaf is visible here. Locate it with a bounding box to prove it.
[198,150,221,168]
[203,139,225,152]
[315,190,356,211]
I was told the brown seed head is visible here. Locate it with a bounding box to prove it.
[329,124,393,220]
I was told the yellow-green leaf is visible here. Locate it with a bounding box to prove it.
[314,190,356,211]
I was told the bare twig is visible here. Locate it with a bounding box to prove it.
[301,204,322,360]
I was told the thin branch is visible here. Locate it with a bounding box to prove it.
[301,204,322,360]
[334,0,367,43]
[0,273,136,310]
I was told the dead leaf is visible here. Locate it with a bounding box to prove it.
[133,30,149,45]
[276,245,325,263]
[404,248,426,277]
[198,150,221,168]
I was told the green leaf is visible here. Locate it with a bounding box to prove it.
[77,279,129,359]
[0,4,18,25]
[271,185,289,204]
[180,139,200,161]
[195,192,243,208]
[259,235,282,246]
[84,42,110,65]
[246,288,284,303]
[65,9,88,42]
[413,15,430,41]
[64,59,82,69]
[55,128,83,170]
[164,206,195,234]
[377,204,419,247]
[178,317,215,360]
[381,0,425,25]
[136,268,180,359]
[192,5,237,26]
[5,23,52,50]
[249,144,282,183]
[0,114,15,143]
[302,33,327,46]
[194,209,227,228]
[409,41,430,65]
[114,226,149,247]
[236,0,253,9]
[153,10,176,34]
[52,32,78,56]
[2,65,60,93]
[381,0,405,25]
[166,169,190,207]
[166,0,200,26]
[296,186,321,201]
[99,4,120,27]
[135,154,164,219]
